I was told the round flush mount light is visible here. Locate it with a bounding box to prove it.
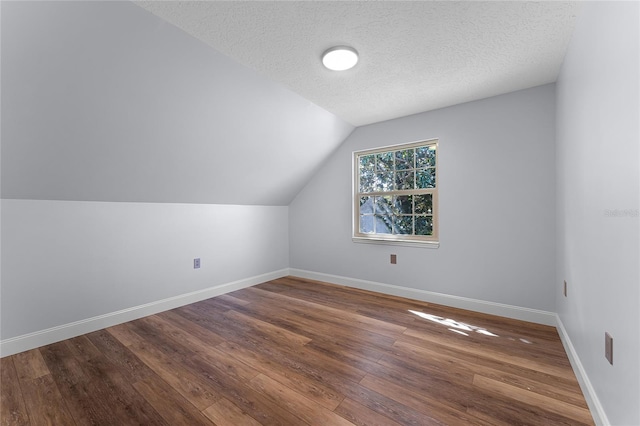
[321,46,358,71]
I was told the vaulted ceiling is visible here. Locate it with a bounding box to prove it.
[1,1,353,205]
[2,1,579,206]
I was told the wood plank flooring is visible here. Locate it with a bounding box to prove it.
[1,276,594,425]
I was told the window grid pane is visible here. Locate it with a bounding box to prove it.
[355,141,437,241]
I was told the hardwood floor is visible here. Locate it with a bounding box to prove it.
[1,276,593,425]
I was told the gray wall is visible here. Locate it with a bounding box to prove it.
[290,84,557,312]
[1,1,342,344]
[556,2,639,424]
[1,200,288,340]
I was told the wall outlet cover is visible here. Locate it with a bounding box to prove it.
[605,332,613,365]
[194,258,201,269]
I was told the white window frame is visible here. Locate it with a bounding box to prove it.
[352,139,439,248]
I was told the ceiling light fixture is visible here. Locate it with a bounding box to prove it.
[321,46,358,71]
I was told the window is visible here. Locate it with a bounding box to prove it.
[353,139,438,246]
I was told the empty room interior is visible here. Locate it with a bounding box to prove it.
[1,1,638,425]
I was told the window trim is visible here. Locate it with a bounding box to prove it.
[352,138,439,248]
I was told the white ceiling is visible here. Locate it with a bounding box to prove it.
[135,1,580,126]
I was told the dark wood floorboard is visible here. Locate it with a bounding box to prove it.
[1,276,594,425]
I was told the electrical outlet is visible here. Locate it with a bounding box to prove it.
[563,280,567,297]
[390,254,397,264]
[605,332,613,365]
[194,258,201,269]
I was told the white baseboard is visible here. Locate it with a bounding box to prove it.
[289,269,557,326]
[0,269,289,357]
[555,315,608,426]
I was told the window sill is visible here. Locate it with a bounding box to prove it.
[352,236,440,249]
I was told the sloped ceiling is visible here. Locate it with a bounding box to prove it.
[2,1,579,206]
[135,1,579,126]
[1,1,354,205]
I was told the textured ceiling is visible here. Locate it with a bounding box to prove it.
[135,1,580,126]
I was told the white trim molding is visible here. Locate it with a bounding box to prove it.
[289,268,557,326]
[0,269,289,357]
[555,315,608,426]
